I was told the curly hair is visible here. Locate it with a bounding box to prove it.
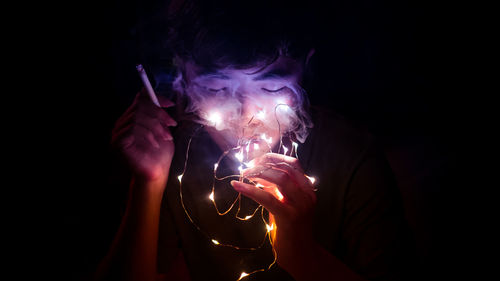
[165,0,317,70]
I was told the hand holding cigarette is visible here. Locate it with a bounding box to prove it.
[109,65,177,184]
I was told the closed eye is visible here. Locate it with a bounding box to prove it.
[262,86,286,93]
[208,87,227,93]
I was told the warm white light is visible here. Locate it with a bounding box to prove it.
[177,174,183,183]
[211,239,220,245]
[275,189,284,201]
[244,215,252,220]
[244,161,254,169]
[306,175,316,185]
[214,163,218,171]
[255,183,265,188]
[276,98,287,105]
[266,223,274,232]
[254,143,260,150]
[238,165,243,173]
[209,190,215,202]
[235,151,244,162]
[282,146,288,155]
[207,111,222,125]
[256,110,266,120]
[261,133,272,144]
[238,272,249,280]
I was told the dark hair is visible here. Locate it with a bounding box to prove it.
[165,0,317,70]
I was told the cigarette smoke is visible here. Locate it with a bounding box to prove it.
[172,73,313,143]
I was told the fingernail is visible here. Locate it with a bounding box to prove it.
[230,180,245,190]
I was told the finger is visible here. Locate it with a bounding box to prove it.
[114,108,136,131]
[136,116,173,141]
[111,123,133,145]
[231,180,285,217]
[137,102,177,127]
[269,162,314,192]
[157,95,175,108]
[134,125,160,149]
[242,165,301,203]
[250,153,304,173]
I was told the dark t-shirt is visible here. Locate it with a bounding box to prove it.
[158,107,416,281]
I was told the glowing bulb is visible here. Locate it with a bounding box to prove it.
[207,111,222,125]
[266,223,274,232]
[254,143,260,150]
[260,133,272,144]
[244,215,252,220]
[255,183,264,188]
[177,174,183,183]
[260,133,272,143]
[211,239,220,245]
[209,190,214,202]
[238,272,249,280]
[306,175,316,185]
[214,163,218,171]
[235,151,244,162]
[256,110,266,120]
[276,98,287,105]
[275,189,284,201]
[282,146,288,155]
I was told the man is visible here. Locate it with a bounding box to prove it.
[95,1,415,280]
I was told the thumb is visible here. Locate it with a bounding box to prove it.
[231,181,283,217]
[157,95,175,108]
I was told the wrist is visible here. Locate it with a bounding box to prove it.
[131,174,168,197]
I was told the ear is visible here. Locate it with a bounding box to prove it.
[305,48,316,66]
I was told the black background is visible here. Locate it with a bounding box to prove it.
[47,0,472,280]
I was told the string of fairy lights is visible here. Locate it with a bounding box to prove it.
[176,104,316,280]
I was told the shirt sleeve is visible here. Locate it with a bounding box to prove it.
[340,143,417,281]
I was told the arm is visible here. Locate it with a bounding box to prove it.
[94,177,167,281]
[231,153,367,281]
[94,90,186,281]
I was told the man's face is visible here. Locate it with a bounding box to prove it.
[182,56,306,149]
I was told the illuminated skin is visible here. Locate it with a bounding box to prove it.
[181,55,305,152]
[181,57,361,280]
[103,54,366,281]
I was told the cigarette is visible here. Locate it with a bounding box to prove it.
[136,64,161,107]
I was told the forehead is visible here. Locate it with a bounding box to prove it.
[184,56,303,83]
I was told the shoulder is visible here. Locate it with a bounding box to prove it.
[304,106,376,171]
